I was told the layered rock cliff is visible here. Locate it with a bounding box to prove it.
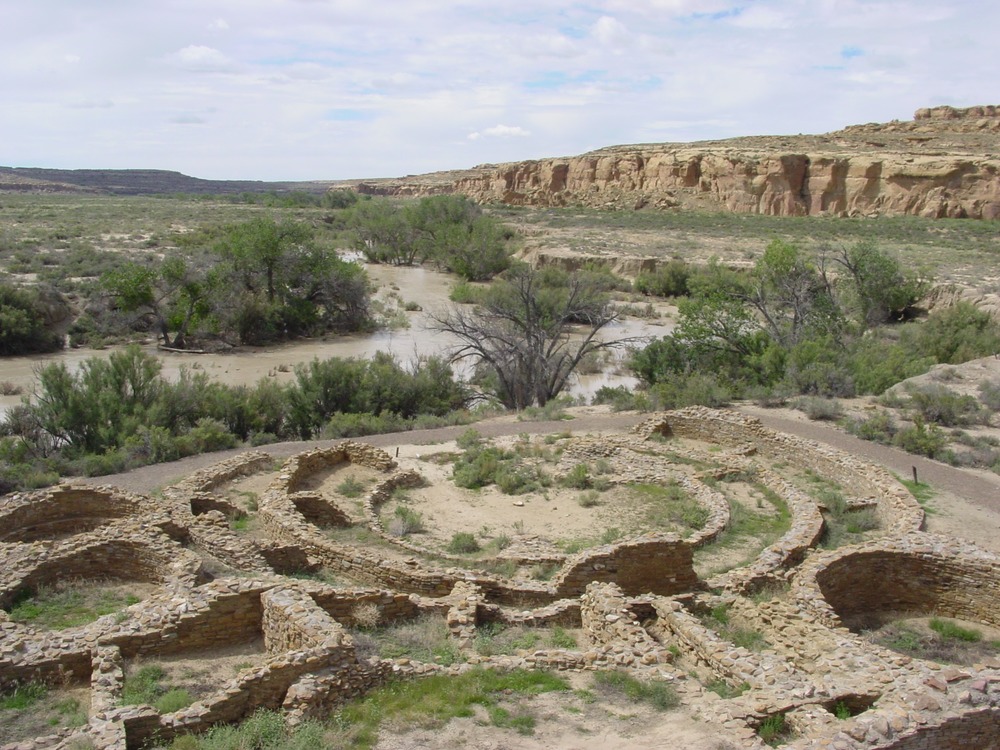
[352,106,1000,220]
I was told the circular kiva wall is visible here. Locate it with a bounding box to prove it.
[813,547,1000,631]
[0,486,139,543]
[0,540,181,611]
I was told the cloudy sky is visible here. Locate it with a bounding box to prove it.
[3,1,996,181]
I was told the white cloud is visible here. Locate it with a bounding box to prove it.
[729,6,793,29]
[68,99,114,109]
[168,45,235,73]
[467,124,532,141]
[592,16,630,47]
[1,0,998,179]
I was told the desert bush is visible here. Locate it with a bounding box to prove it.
[649,372,731,409]
[906,302,1000,364]
[562,463,591,489]
[0,282,64,356]
[351,603,381,629]
[794,396,843,421]
[905,384,986,427]
[979,379,1000,411]
[634,260,692,298]
[447,532,481,554]
[846,411,897,444]
[388,505,425,536]
[893,420,950,459]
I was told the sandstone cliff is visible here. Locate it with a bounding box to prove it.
[350,106,1000,220]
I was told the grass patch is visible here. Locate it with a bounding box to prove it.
[0,683,47,710]
[867,618,1000,665]
[351,614,461,666]
[0,684,88,745]
[757,712,794,746]
[699,603,769,652]
[335,668,570,748]
[705,679,749,699]
[7,581,141,630]
[121,665,194,714]
[592,670,678,711]
[897,476,937,513]
[816,488,880,549]
[929,618,982,642]
[336,476,368,498]
[628,482,709,533]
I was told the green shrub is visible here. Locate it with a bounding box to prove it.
[388,506,425,537]
[929,618,982,642]
[893,420,949,459]
[447,532,481,554]
[907,301,1000,364]
[0,282,64,356]
[155,688,194,714]
[634,260,692,298]
[906,384,986,427]
[649,372,731,409]
[562,463,591,489]
[757,713,790,745]
[979,379,1000,411]
[795,396,843,421]
[591,385,650,411]
[847,411,897,444]
[593,670,678,711]
[455,428,483,450]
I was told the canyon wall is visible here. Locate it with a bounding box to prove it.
[357,106,1000,220]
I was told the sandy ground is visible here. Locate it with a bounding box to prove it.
[373,672,731,750]
[70,401,1000,748]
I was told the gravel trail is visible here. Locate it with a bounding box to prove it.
[81,407,1000,518]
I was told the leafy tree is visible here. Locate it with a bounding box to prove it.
[743,240,841,347]
[102,257,211,348]
[215,217,313,303]
[828,240,930,327]
[28,346,162,454]
[212,217,372,344]
[430,264,627,409]
[903,301,1000,364]
[348,200,419,265]
[0,282,63,356]
[347,195,513,280]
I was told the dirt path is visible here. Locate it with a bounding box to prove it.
[82,410,646,496]
[739,405,1000,513]
[83,405,1000,521]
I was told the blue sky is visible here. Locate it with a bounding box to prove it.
[2,1,996,181]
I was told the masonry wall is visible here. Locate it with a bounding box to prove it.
[814,550,1000,629]
[876,708,1000,750]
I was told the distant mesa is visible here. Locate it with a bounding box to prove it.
[3,105,998,219]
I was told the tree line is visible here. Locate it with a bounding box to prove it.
[0,347,469,493]
[626,239,1000,406]
[0,194,515,355]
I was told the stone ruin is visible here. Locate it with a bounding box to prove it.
[0,407,998,749]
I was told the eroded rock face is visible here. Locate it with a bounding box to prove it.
[346,106,1000,220]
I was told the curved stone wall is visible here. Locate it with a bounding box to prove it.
[795,537,1000,631]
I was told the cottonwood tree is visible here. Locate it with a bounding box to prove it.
[430,265,628,409]
[826,240,930,327]
[213,217,373,344]
[102,256,210,348]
